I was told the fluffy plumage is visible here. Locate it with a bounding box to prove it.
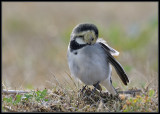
[67,23,129,95]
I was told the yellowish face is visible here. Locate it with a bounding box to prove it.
[76,30,97,45]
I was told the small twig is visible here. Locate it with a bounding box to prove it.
[3,89,30,94]
[65,71,77,89]
[50,71,68,95]
[117,89,142,94]
[50,72,63,89]
[143,78,155,92]
[3,106,17,112]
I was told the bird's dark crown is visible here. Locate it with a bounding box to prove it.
[72,23,98,38]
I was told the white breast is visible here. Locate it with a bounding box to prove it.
[67,43,111,85]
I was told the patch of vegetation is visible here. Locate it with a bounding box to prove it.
[3,89,48,104]
[122,89,158,112]
[2,87,158,112]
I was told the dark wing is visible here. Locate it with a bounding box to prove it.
[97,38,119,56]
[99,42,129,85]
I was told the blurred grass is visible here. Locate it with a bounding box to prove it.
[6,18,29,34]
[100,17,158,51]
[2,2,158,91]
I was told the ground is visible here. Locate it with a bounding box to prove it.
[2,2,158,112]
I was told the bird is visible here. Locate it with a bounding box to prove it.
[67,23,129,95]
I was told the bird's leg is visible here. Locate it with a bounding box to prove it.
[81,85,87,93]
[92,81,102,94]
[101,79,117,96]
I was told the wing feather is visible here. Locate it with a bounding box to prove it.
[99,42,129,85]
[97,38,119,56]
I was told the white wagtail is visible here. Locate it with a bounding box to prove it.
[67,23,129,95]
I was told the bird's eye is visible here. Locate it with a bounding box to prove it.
[78,35,83,38]
[91,38,94,41]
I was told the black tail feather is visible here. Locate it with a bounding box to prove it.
[100,43,129,85]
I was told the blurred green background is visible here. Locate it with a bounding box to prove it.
[2,2,158,90]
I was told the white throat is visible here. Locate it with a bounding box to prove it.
[75,38,86,44]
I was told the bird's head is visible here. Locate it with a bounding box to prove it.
[71,23,98,45]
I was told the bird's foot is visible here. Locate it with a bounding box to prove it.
[91,81,102,95]
[81,85,87,93]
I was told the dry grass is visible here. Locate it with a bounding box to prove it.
[2,85,158,112]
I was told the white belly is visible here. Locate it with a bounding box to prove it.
[67,44,111,85]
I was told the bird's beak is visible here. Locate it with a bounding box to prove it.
[87,42,91,45]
